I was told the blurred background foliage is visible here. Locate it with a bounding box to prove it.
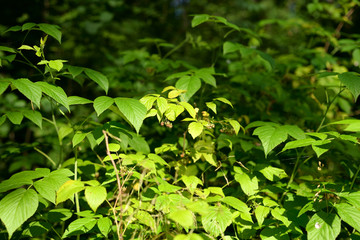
[1,0,360,180]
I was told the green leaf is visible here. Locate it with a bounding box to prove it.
[148,153,168,166]
[282,138,316,152]
[0,80,10,95]
[182,175,203,194]
[175,76,201,102]
[255,205,270,227]
[6,111,23,124]
[128,133,150,154]
[68,96,93,105]
[85,186,107,212]
[22,22,37,31]
[93,96,114,116]
[281,125,305,139]
[306,211,341,240]
[67,65,84,78]
[97,217,112,237]
[0,168,49,193]
[164,103,184,121]
[4,25,22,33]
[156,97,168,115]
[339,192,360,207]
[222,196,250,213]
[223,41,241,55]
[234,168,258,196]
[206,102,216,114]
[62,218,97,238]
[0,46,16,53]
[227,119,241,135]
[136,210,156,230]
[195,68,217,87]
[48,208,73,222]
[48,60,67,71]
[260,226,289,240]
[23,110,42,128]
[0,115,6,126]
[36,82,70,111]
[188,122,204,139]
[259,166,288,181]
[156,194,190,213]
[253,125,288,158]
[12,78,42,108]
[174,233,204,240]
[38,23,62,43]
[192,14,210,27]
[334,203,360,232]
[179,102,196,118]
[311,139,331,158]
[18,45,35,50]
[158,178,182,193]
[84,68,109,94]
[0,189,38,239]
[202,153,217,167]
[56,180,85,204]
[168,208,195,229]
[22,221,51,238]
[73,132,89,147]
[114,97,147,133]
[34,169,73,204]
[214,97,233,108]
[202,205,232,237]
[338,72,360,101]
[271,207,291,227]
[140,95,158,110]
[108,143,120,152]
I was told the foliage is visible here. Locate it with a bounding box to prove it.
[1,1,360,239]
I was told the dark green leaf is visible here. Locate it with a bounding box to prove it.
[175,75,201,102]
[114,97,147,133]
[12,78,42,108]
[36,81,70,111]
[6,111,23,124]
[68,96,93,105]
[84,68,109,94]
[23,110,42,128]
[191,14,210,27]
[38,23,62,43]
[338,72,360,101]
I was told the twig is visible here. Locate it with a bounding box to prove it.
[102,130,123,240]
[324,8,355,53]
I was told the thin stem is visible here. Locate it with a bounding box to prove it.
[163,37,188,59]
[74,148,80,240]
[103,130,123,240]
[350,164,360,190]
[34,147,56,167]
[316,88,345,132]
[17,52,44,76]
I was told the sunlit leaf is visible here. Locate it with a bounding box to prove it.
[114,97,147,133]
[85,186,107,212]
[0,189,38,239]
[306,211,340,240]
